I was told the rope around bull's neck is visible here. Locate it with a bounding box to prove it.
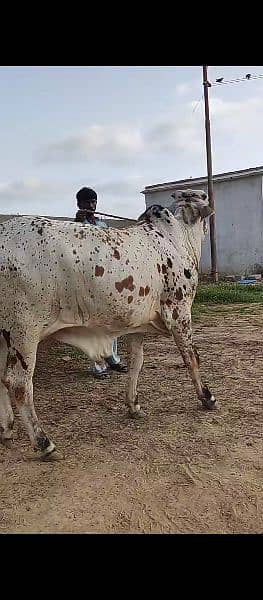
[183,225,200,271]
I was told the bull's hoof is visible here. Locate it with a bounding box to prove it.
[34,440,64,461]
[23,448,64,462]
[201,397,217,410]
[40,449,64,462]
[129,408,146,419]
[201,385,216,410]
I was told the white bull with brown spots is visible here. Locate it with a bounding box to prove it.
[0,189,215,459]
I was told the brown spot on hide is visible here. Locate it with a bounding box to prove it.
[172,308,179,320]
[14,385,25,403]
[167,258,173,268]
[128,296,133,304]
[139,287,145,297]
[166,299,172,307]
[145,286,150,296]
[175,287,183,301]
[126,259,129,265]
[6,354,17,368]
[113,249,120,260]
[16,351,28,371]
[182,318,189,331]
[115,276,135,293]
[95,266,105,277]
[157,264,161,273]
[2,330,11,348]
[162,264,167,274]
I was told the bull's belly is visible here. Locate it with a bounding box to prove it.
[50,326,114,361]
[42,310,171,361]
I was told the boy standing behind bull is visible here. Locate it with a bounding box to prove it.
[75,187,127,380]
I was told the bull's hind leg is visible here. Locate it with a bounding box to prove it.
[0,338,14,446]
[125,334,145,418]
[172,311,216,409]
[1,332,56,458]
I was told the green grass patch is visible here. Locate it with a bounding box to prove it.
[194,283,263,305]
[191,302,258,322]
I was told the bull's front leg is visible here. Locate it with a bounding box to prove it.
[172,312,216,409]
[125,333,145,418]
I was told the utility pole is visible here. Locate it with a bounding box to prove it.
[202,65,218,282]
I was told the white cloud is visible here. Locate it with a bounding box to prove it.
[0,177,71,217]
[38,125,145,165]
[185,92,263,172]
[146,120,202,154]
[37,113,204,169]
[0,177,52,198]
[210,96,263,133]
[174,82,192,96]
[96,175,143,197]
[106,195,144,220]
[195,93,262,119]
[188,93,263,138]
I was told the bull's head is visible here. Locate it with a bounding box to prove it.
[138,205,166,223]
[169,189,214,225]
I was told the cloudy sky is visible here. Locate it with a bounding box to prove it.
[0,65,263,219]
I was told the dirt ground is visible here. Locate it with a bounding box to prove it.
[1,303,263,534]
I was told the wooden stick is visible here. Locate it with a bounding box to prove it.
[94,211,137,223]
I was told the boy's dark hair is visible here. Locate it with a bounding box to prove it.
[76,187,97,208]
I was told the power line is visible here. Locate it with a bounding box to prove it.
[210,73,263,86]
[192,96,202,112]
[191,72,263,115]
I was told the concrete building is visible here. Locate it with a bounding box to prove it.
[142,165,263,276]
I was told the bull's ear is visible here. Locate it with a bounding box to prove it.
[200,205,215,219]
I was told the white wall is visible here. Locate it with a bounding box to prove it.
[145,175,263,275]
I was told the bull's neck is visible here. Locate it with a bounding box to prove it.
[167,220,203,269]
[186,222,203,265]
